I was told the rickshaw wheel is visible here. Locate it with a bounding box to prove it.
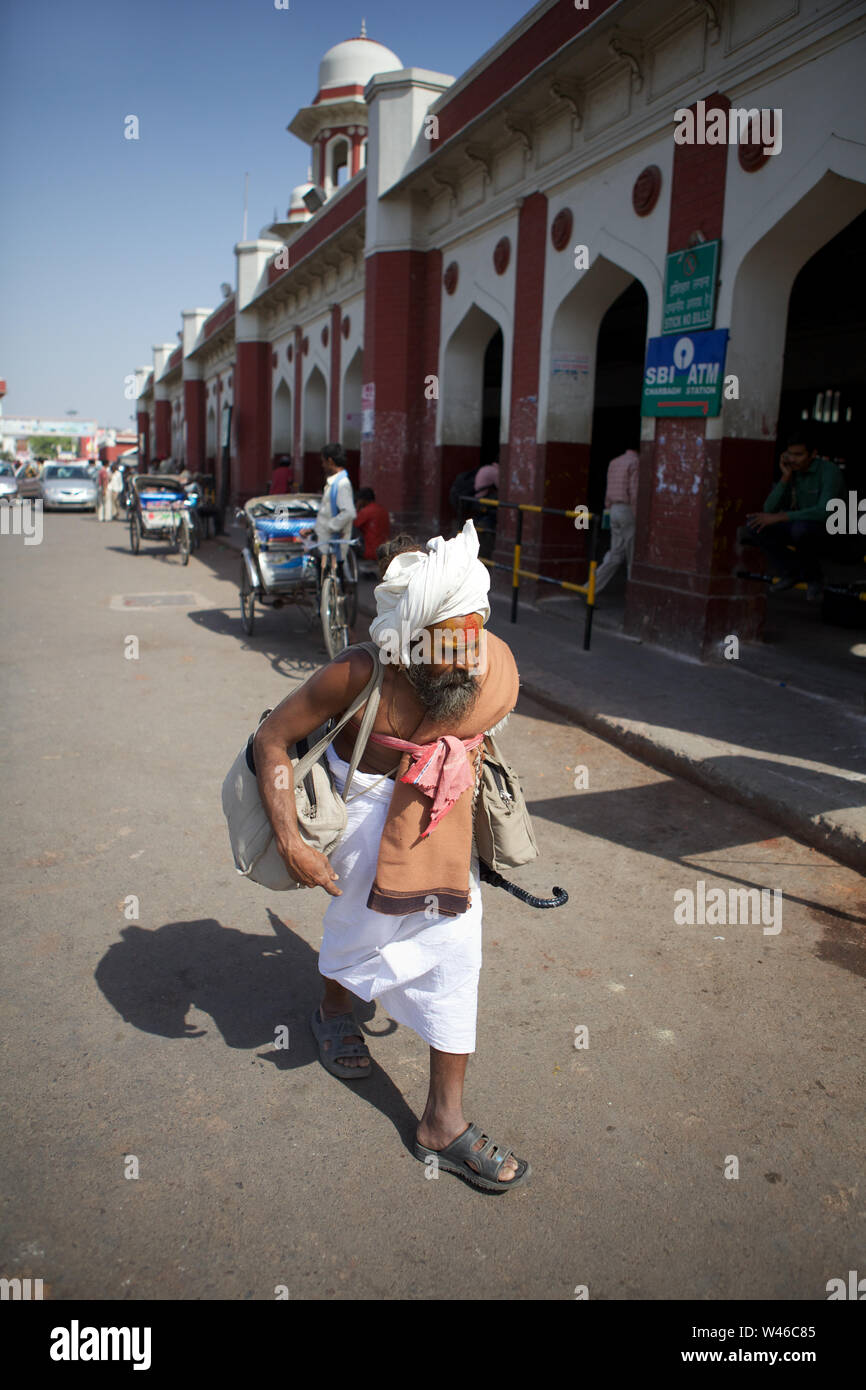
[178,515,191,565]
[320,575,348,658]
[343,546,359,626]
[240,561,256,635]
[129,514,141,554]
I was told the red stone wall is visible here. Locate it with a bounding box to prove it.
[234,342,272,503]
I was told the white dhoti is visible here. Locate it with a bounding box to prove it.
[318,744,483,1053]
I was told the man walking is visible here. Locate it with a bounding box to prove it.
[253,520,529,1192]
[96,461,111,522]
[589,446,640,595]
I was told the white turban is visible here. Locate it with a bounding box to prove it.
[369,518,491,665]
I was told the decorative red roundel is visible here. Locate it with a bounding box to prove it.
[493,237,510,275]
[738,142,770,174]
[342,315,350,338]
[443,262,459,295]
[632,164,662,217]
[287,343,293,362]
[551,208,573,251]
[302,337,309,355]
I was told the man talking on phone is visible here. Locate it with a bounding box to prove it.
[741,431,843,601]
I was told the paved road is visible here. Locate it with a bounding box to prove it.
[1,511,863,1300]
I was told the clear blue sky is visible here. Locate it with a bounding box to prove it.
[1,0,531,430]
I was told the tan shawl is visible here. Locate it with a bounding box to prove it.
[366,630,519,916]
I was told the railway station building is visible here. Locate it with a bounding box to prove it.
[133,0,866,657]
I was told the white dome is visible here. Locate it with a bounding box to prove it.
[289,182,314,210]
[317,36,402,93]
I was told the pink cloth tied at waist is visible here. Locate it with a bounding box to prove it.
[367,731,484,837]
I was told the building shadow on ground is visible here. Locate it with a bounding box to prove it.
[526,780,866,976]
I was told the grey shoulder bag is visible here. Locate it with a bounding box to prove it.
[221,641,389,891]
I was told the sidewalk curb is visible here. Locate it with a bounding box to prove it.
[514,662,866,874]
[353,592,866,875]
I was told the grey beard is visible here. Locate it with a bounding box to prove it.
[404,663,481,723]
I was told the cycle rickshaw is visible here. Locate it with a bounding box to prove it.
[128,475,195,564]
[237,492,359,657]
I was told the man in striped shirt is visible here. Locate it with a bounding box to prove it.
[588,447,639,595]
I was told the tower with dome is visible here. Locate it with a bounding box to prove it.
[287,21,402,206]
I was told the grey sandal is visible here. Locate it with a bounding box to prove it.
[413,1121,531,1193]
[310,1007,372,1080]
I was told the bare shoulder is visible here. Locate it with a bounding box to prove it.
[323,643,377,700]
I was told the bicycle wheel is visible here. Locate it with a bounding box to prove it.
[178,514,190,565]
[129,513,141,553]
[320,574,348,658]
[240,560,255,635]
[343,546,359,626]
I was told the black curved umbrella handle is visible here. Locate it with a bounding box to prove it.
[478,860,568,909]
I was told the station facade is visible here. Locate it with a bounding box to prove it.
[133,0,866,657]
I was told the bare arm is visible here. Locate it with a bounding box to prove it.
[252,646,375,894]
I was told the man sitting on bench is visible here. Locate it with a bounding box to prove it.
[741,431,843,601]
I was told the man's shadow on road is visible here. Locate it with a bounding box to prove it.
[94,910,419,1146]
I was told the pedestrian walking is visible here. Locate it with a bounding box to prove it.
[252,519,530,1191]
[472,462,499,561]
[590,447,639,595]
[107,464,123,520]
[96,462,112,522]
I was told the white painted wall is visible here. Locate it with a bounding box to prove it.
[436,214,518,447]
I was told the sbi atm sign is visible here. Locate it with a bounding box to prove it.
[641,329,730,417]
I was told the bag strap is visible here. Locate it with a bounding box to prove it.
[292,642,383,788]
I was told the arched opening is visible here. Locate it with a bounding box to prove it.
[545,257,644,589]
[272,378,293,457]
[206,405,216,462]
[719,173,866,677]
[328,138,349,193]
[777,209,864,481]
[589,279,649,516]
[302,367,327,492]
[481,330,503,470]
[342,347,363,487]
[441,304,504,522]
[750,207,866,667]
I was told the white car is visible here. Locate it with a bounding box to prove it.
[0,462,19,498]
[39,463,99,511]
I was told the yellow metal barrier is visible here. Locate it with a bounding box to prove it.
[458,495,600,650]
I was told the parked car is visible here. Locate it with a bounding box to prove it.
[0,462,19,498]
[37,463,99,510]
